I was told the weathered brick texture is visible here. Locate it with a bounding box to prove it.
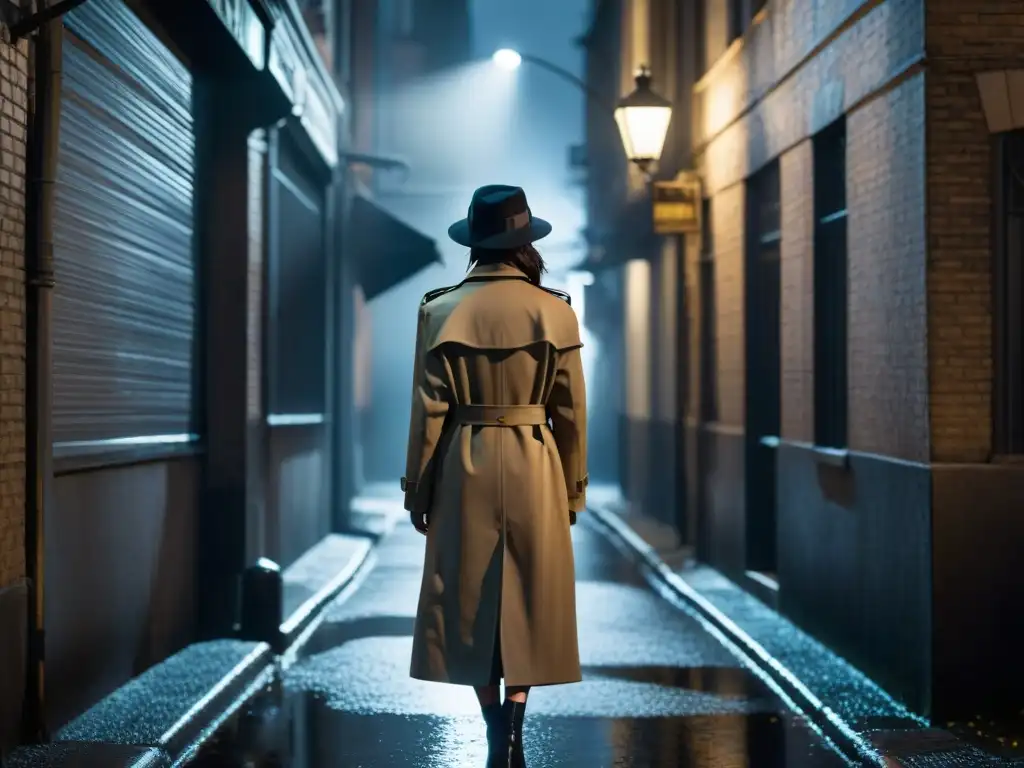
[0,29,28,587]
[924,1,1024,462]
[694,0,930,462]
[695,0,925,195]
[710,184,744,428]
[779,140,814,443]
[846,74,929,462]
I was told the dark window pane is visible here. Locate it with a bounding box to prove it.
[728,0,744,41]
[699,258,717,422]
[701,197,713,255]
[812,118,848,448]
[996,130,1024,452]
[270,137,327,415]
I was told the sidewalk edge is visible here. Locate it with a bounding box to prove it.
[280,537,375,646]
[279,544,380,669]
[585,505,888,767]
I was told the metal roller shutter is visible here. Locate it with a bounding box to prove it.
[54,0,196,452]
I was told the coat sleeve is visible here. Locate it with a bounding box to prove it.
[548,342,588,514]
[402,307,450,515]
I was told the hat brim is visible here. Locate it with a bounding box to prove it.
[448,217,552,249]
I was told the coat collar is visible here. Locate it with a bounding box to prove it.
[465,262,529,281]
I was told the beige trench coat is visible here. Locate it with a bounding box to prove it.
[402,262,588,687]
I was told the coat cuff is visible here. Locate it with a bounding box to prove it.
[567,474,588,513]
[402,476,429,515]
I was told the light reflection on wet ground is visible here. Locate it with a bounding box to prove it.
[194,524,854,767]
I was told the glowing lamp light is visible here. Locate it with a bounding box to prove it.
[492,48,523,71]
[614,66,673,175]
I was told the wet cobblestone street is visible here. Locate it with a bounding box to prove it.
[196,519,854,767]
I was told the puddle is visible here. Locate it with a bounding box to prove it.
[193,686,850,767]
[190,527,854,767]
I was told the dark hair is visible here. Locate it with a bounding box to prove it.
[468,244,547,286]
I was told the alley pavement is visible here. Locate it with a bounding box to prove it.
[258,518,853,767]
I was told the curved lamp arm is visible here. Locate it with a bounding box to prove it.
[516,53,613,114]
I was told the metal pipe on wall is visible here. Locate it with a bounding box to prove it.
[23,18,63,743]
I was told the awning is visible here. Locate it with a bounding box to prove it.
[350,189,443,300]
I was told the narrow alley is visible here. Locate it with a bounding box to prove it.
[195,515,851,767]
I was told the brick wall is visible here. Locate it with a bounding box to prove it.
[694,0,925,194]
[779,140,814,443]
[710,184,744,428]
[693,0,929,462]
[0,29,29,588]
[846,74,929,462]
[924,1,1024,462]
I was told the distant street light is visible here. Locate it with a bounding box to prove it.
[491,50,672,177]
[492,48,523,71]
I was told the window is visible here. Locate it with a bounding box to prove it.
[728,0,745,42]
[728,0,762,42]
[695,0,706,77]
[744,163,781,574]
[699,198,718,422]
[995,130,1024,453]
[268,134,328,418]
[812,118,848,449]
[745,161,781,443]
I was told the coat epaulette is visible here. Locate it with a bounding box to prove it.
[421,285,457,306]
[540,286,572,306]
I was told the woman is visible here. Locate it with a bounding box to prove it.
[401,185,588,767]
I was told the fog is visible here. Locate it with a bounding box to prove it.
[361,1,592,484]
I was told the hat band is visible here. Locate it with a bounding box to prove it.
[469,209,531,239]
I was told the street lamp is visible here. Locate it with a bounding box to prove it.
[614,66,673,176]
[492,48,523,71]
[491,50,673,177]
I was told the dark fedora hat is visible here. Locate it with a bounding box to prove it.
[448,185,552,249]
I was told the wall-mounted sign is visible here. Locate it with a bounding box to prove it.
[652,172,702,235]
[207,0,266,70]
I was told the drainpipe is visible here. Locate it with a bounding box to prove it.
[23,19,63,744]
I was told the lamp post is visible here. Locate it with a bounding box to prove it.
[491,49,673,178]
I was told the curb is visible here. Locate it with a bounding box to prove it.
[5,533,382,768]
[279,545,378,669]
[279,537,375,654]
[584,505,888,767]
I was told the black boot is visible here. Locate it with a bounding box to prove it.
[482,702,506,767]
[502,699,527,768]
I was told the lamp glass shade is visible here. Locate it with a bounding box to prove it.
[614,104,672,163]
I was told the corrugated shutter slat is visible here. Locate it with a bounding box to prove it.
[54,0,196,449]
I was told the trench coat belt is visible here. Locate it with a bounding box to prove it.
[454,404,548,426]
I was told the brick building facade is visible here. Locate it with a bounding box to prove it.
[0,12,27,603]
[585,0,1024,720]
[0,15,29,751]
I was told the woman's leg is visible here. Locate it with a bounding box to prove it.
[479,629,506,765]
[475,685,501,707]
[501,687,530,767]
[504,686,529,703]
